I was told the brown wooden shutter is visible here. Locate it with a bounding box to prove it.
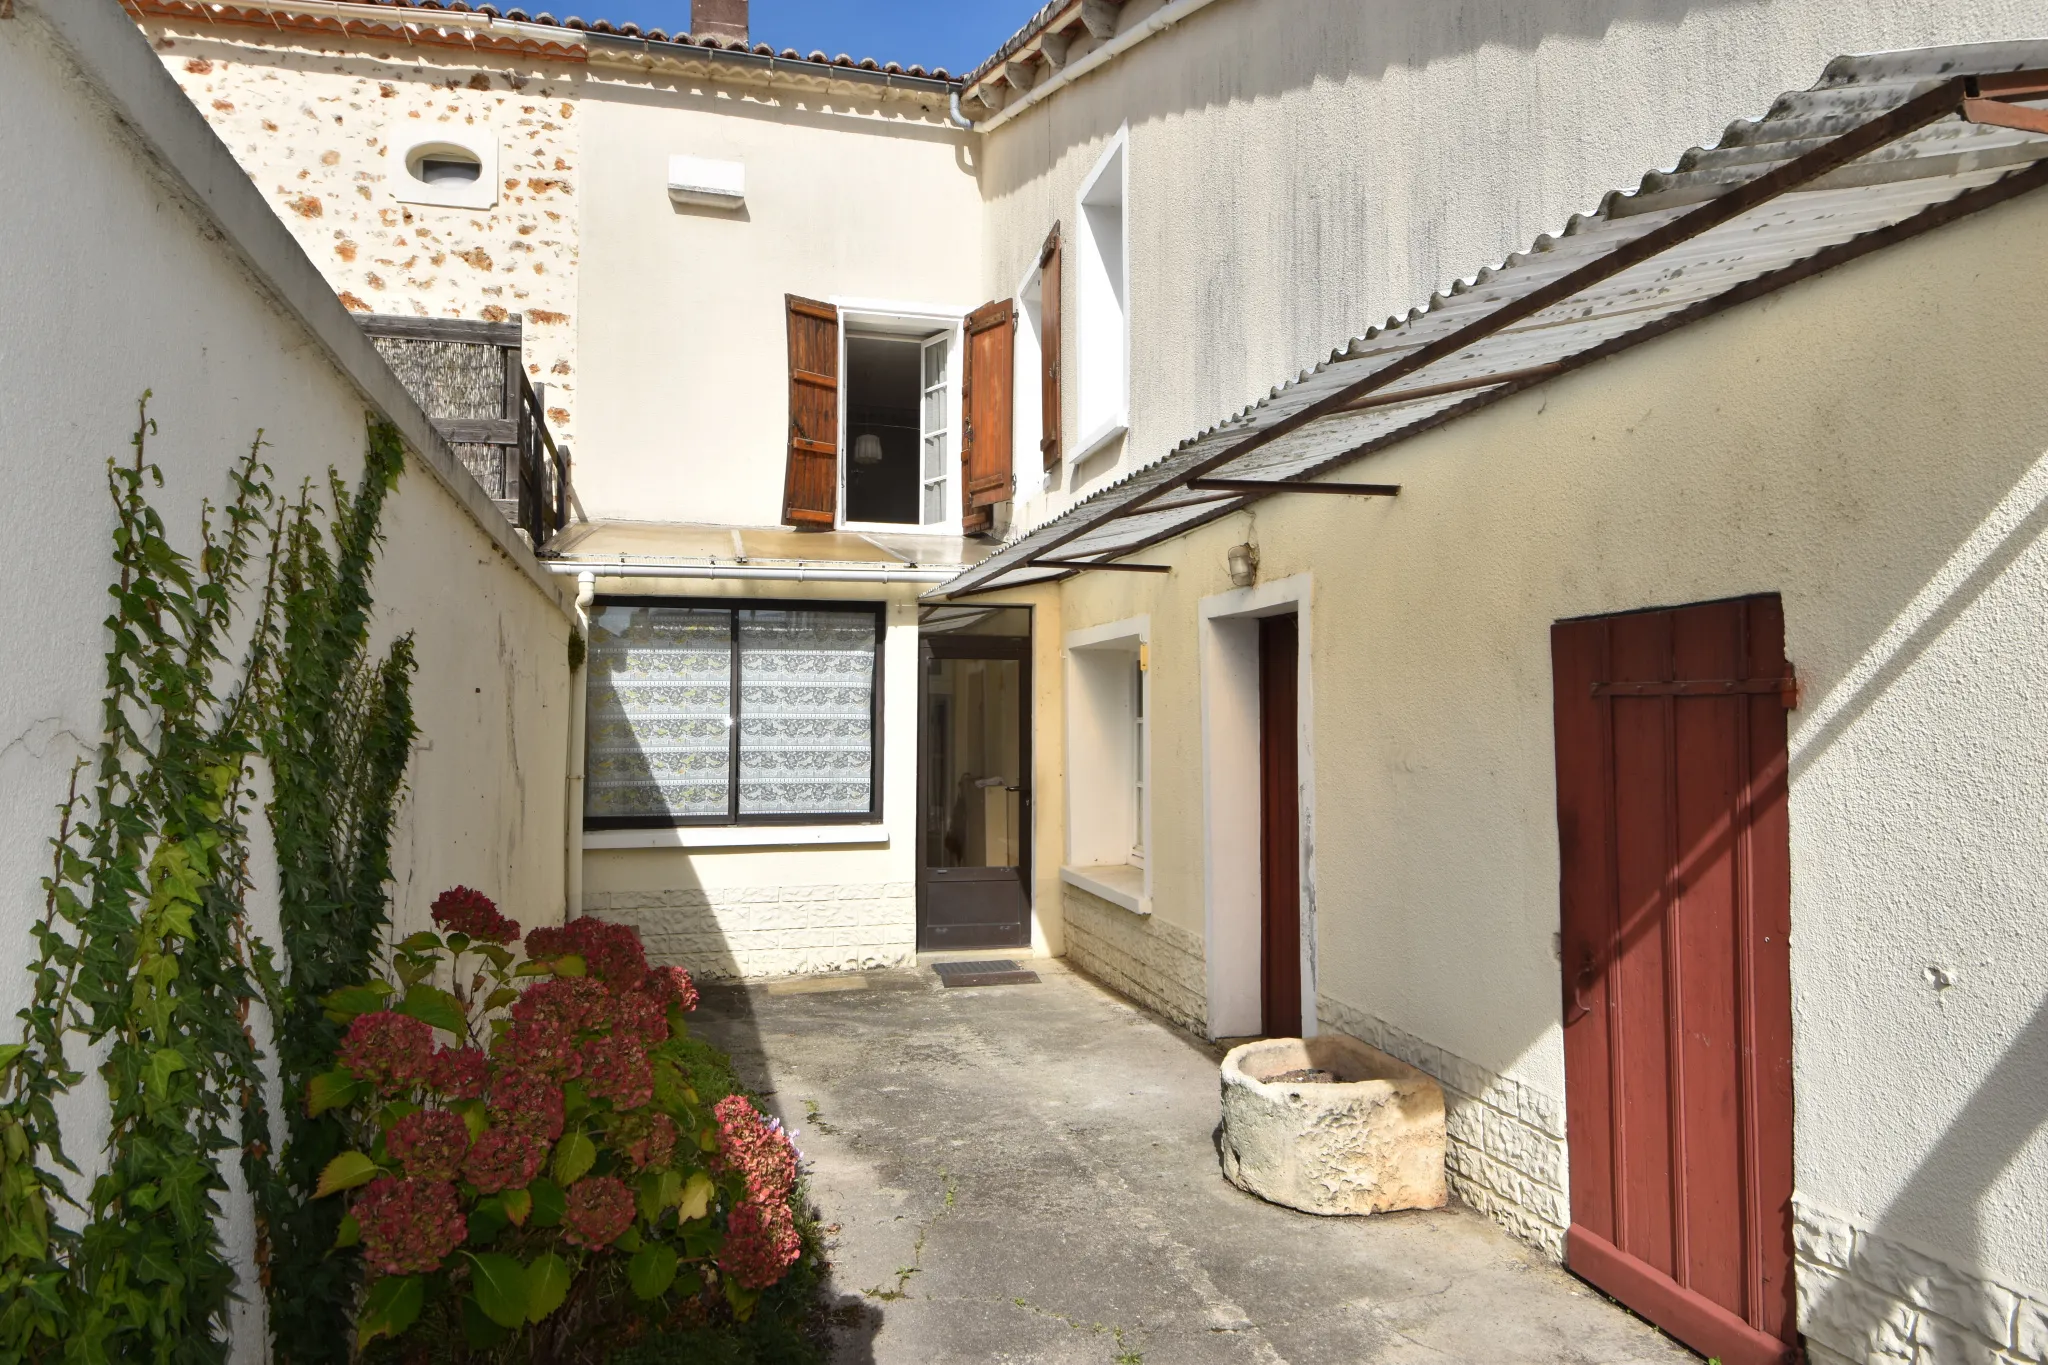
[1038,223,1063,471]
[782,294,839,527]
[960,297,1015,534]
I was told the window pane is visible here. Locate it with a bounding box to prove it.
[585,606,732,820]
[923,479,946,525]
[738,609,877,817]
[922,433,945,482]
[922,334,948,388]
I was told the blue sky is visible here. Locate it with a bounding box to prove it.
[594,2,1044,73]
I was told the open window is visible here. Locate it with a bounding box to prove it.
[1075,127,1128,461]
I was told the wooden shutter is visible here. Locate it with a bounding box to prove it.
[782,294,839,528]
[1038,224,1063,471]
[960,297,1015,534]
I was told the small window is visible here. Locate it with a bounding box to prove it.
[584,600,883,827]
[843,327,954,528]
[1065,621,1147,871]
[408,144,481,185]
[1075,128,1128,455]
[1131,653,1147,866]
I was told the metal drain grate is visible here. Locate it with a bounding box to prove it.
[931,958,1041,988]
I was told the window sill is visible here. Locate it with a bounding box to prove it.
[1061,863,1149,915]
[1072,419,1128,468]
[585,825,890,851]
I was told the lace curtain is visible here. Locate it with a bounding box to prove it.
[583,603,877,823]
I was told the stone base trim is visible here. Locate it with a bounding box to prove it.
[582,884,915,980]
[1796,1198,2048,1364]
[1317,994,1568,1259]
[1061,885,1207,1036]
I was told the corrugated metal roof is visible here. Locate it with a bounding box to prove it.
[941,41,2048,599]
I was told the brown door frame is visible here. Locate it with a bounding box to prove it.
[1259,613,1302,1038]
[1552,594,1798,1365]
[916,628,1034,951]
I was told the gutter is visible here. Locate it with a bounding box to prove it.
[585,32,960,98]
[969,0,1228,133]
[564,571,594,921]
[544,559,962,585]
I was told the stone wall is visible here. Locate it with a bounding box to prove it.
[139,19,582,439]
[1319,994,1568,1259]
[1796,1199,2048,1365]
[1060,886,1207,1037]
[582,884,915,981]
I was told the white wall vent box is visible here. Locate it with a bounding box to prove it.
[668,155,745,208]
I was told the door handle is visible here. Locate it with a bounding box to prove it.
[1564,948,1597,1027]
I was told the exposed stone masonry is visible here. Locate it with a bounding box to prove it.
[582,884,915,980]
[1318,994,1569,1258]
[1796,1199,2048,1365]
[1060,885,1207,1035]
[141,20,581,436]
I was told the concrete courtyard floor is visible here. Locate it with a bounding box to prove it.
[693,959,1700,1365]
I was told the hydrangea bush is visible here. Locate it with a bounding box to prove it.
[310,889,810,1356]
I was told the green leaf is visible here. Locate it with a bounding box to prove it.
[467,1201,508,1247]
[552,1131,596,1186]
[467,1252,529,1329]
[628,1243,679,1301]
[638,1169,682,1223]
[551,954,588,978]
[678,1172,714,1223]
[319,983,393,1020]
[357,1275,424,1349]
[476,944,515,970]
[314,1151,380,1198]
[614,1224,643,1253]
[307,1067,366,1117]
[0,1043,26,1071]
[501,1187,532,1227]
[484,987,520,1012]
[144,1046,187,1099]
[525,1252,572,1323]
[513,960,555,978]
[457,1098,489,1141]
[398,931,443,954]
[395,983,468,1039]
[333,1213,361,1249]
[528,1177,566,1228]
[724,1276,760,1321]
[462,1294,512,1350]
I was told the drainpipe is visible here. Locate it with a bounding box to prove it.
[564,569,594,922]
[948,88,975,131]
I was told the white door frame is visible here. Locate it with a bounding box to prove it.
[1199,573,1315,1039]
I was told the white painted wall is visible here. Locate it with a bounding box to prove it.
[982,0,2048,525]
[0,6,570,1356]
[1050,183,2048,1339]
[574,64,983,527]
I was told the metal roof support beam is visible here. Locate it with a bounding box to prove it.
[946,73,1997,600]
[1962,97,2048,138]
[1188,479,1400,496]
[1036,559,1172,573]
[1335,363,1565,413]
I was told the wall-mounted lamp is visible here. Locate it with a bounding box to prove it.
[1226,542,1259,588]
[852,433,885,467]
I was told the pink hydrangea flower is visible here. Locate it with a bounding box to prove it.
[711,1095,797,1205]
[385,1109,470,1182]
[338,1011,436,1096]
[487,1068,565,1142]
[607,984,670,1047]
[562,1175,635,1249]
[464,1127,549,1195]
[526,919,648,988]
[426,1045,488,1100]
[718,1197,801,1289]
[581,1033,653,1110]
[430,886,522,945]
[648,965,699,1015]
[355,1176,468,1276]
[617,1112,677,1171]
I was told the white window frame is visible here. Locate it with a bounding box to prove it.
[1012,254,1048,502]
[394,127,499,211]
[1061,615,1151,915]
[831,298,969,536]
[1073,125,1130,465]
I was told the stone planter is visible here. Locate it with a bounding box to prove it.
[1219,1033,1448,1216]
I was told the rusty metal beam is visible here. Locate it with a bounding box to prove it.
[1036,558,1172,573]
[1335,363,1565,413]
[945,75,1980,599]
[1963,97,2048,137]
[1188,478,1400,496]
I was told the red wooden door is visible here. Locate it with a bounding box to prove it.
[1551,596,1797,1365]
[1259,613,1301,1039]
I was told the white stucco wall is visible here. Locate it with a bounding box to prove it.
[573,63,983,527]
[139,18,585,437]
[981,0,2048,531]
[1049,180,2048,1352]
[0,6,571,1356]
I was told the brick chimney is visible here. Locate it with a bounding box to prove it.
[691,0,747,44]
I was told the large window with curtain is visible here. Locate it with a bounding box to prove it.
[584,599,883,827]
